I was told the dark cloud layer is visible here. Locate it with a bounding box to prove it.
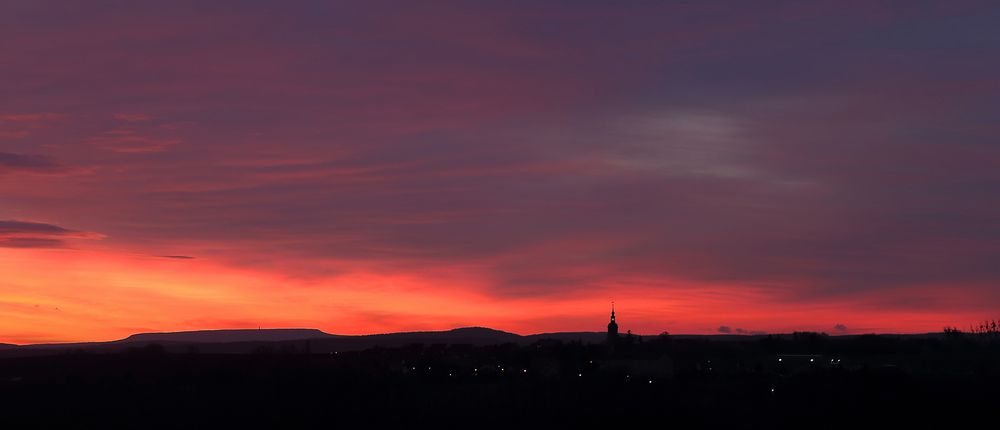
[0,152,66,174]
[0,237,67,248]
[0,220,101,248]
[0,220,79,235]
[1,1,999,323]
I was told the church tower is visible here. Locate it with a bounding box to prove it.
[607,302,618,344]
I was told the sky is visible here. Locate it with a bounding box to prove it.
[2,1,1000,343]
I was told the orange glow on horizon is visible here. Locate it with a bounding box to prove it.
[0,247,982,345]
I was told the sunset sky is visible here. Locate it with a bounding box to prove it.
[3,1,999,343]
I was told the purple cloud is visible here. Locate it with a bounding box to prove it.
[0,0,998,331]
[0,220,102,248]
[0,152,66,174]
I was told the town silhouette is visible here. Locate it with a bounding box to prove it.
[2,308,998,428]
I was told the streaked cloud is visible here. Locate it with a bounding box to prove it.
[87,129,181,153]
[113,113,153,122]
[0,1,998,341]
[0,152,67,174]
[0,220,103,248]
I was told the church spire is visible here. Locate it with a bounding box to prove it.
[607,301,619,345]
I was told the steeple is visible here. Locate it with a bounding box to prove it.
[607,301,618,344]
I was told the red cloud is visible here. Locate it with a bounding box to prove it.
[0,1,998,341]
[87,129,181,153]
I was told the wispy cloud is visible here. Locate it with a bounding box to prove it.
[0,1,998,340]
[0,113,64,139]
[0,152,70,175]
[113,113,153,122]
[0,220,103,248]
[87,129,181,153]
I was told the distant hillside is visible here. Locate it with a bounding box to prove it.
[0,327,637,358]
[288,327,526,353]
[355,326,521,343]
[0,328,948,358]
[0,327,564,357]
[120,328,336,344]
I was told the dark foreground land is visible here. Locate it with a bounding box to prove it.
[1,332,998,429]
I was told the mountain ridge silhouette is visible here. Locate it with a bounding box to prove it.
[1,328,944,357]
[120,328,337,343]
[0,326,610,357]
[119,326,526,343]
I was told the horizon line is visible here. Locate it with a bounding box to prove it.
[2,325,952,347]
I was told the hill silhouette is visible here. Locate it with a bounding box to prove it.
[1,327,996,428]
[1,327,953,358]
[0,326,596,357]
[5,327,953,358]
[120,328,336,343]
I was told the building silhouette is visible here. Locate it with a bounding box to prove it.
[607,302,618,346]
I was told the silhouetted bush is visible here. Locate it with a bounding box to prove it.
[943,326,963,338]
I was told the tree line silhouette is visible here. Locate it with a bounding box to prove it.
[943,320,1000,337]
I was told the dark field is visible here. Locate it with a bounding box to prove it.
[1,333,998,429]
